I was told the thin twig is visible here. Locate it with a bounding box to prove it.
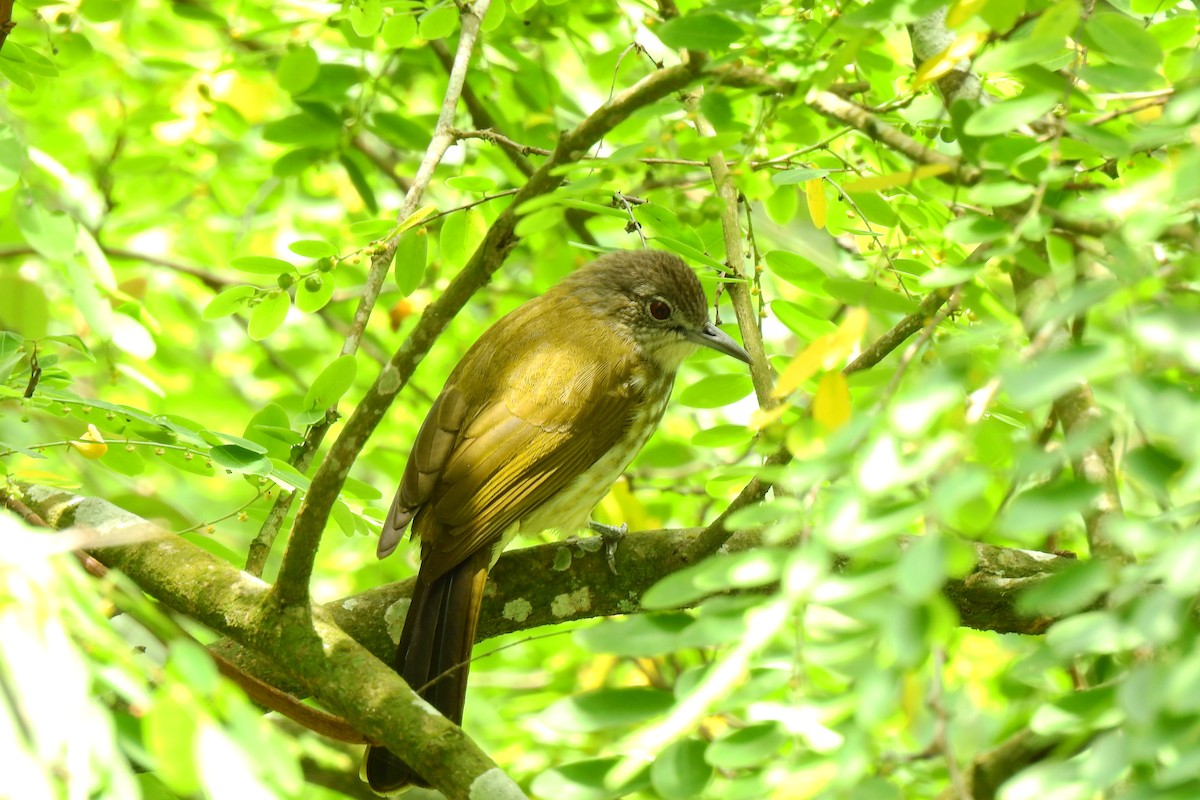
[689,92,775,407]
[257,1,493,586]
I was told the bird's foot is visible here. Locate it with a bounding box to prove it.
[588,521,627,575]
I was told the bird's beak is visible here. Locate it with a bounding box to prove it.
[688,322,751,364]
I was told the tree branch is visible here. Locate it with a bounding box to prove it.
[689,93,775,408]
[21,485,527,800]
[0,0,16,52]
[14,485,1077,709]
[806,88,975,181]
[271,57,706,607]
[261,0,493,591]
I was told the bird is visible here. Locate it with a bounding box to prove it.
[364,249,751,792]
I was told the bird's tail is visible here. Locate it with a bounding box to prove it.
[363,553,490,793]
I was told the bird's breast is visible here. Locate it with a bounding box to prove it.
[517,371,675,538]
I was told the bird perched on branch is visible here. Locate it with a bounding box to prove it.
[364,249,750,792]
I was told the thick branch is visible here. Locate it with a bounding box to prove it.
[272,58,706,607]
[21,485,525,800]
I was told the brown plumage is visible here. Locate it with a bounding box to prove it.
[365,250,749,792]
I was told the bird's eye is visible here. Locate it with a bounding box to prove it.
[649,299,672,320]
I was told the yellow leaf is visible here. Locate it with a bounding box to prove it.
[749,401,790,432]
[946,0,990,28]
[70,424,108,459]
[805,178,826,229]
[812,371,851,429]
[913,32,988,88]
[1134,104,1163,123]
[772,308,868,400]
[841,163,953,193]
[395,204,438,235]
[772,762,838,799]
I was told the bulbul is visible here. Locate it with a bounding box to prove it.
[364,249,750,792]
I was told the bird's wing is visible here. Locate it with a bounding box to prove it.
[385,325,645,578]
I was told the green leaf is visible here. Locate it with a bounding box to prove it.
[0,58,35,92]
[144,689,202,793]
[348,0,383,37]
[1082,13,1163,69]
[655,12,743,51]
[247,291,290,340]
[1003,343,1113,408]
[277,46,319,94]
[943,214,1009,244]
[1000,480,1102,538]
[230,256,294,276]
[208,444,273,475]
[14,197,78,261]
[0,126,20,191]
[0,331,24,379]
[202,285,257,320]
[268,458,312,492]
[1018,559,1113,618]
[966,180,1036,206]
[678,373,753,409]
[394,229,427,296]
[651,739,713,800]
[439,209,486,269]
[975,0,1080,72]
[771,300,835,339]
[574,614,694,657]
[540,688,675,732]
[244,403,295,460]
[766,250,824,288]
[288,239,338,259]
[691,423,754,449]
[771,168,833,186]
[530,758,650,800]
[642,550,787,610]
[99,442,145,476]
[349,219,396,237]
[1045,611,1132,657]
[339,151,379,213]
[418,4,457,40]
[303,354,357,415]
[823,278,917,314]
[381,13,418,48]
[43,334,95,361]
[705,722,786,770]
[446,175,497,192]
[295,274,334,313]
[964,94,1058,136]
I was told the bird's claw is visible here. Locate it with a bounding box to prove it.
[589,521,627,575]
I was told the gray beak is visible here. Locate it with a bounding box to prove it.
[688,322,751,364]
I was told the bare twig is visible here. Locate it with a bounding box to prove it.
[929,648,970,800]
[689,92,775,407]
[452,128,552,157]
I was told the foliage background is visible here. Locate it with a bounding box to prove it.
[2,0,1199,798]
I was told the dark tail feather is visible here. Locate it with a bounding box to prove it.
[363,554,489,793]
